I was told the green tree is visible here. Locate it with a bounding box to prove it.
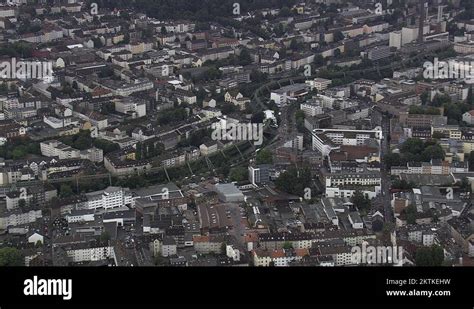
[18,199,27,210]
[283,241,293,250]
[405,205,417,225]
[251,111,265,123]
[432,131,445,139]
[278,6,291,17]
[351,190,371,212]
[100,231,110,244]
[154,253,167,266]
[398,138,445,163]
[229,167,248,182]
[275,167,312,196]
[0,247,24,266]
[74,135,91,150]
[384,152,402,168]
[391,179,415,190]
[93,139,120,154]
[420,144,445,161]
[59,184,74,198]
[250,70,267,83]
[238,49,252,65]
[444,102,471,124]
[381,222,395,243]
[135,142,142,160]
[295,110,305,133]
[92,37,103,48]
[313,54,324,67]
[289,38,299,51]
[468,151,474,171]
[219,101,237,115]
[415,245,444,266]
[11,148,26,159]
[400,138,424,154]
[409,105,440,115]
[372,220,384,233]
[420,92,429,105]
[467,85,473,106]
[333,30,345,42]
[431,93,451,107]
[0,83,8,94]
[460,177,471,192]
[274,23,285,37]
[256,149,273,164]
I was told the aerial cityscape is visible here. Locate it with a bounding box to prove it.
[0,0,473,268]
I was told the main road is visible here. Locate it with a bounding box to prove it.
[374,108,394,223]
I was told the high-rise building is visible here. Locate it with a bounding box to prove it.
[248,164,271,186]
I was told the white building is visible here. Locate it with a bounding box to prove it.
[300,101,323,117]
[324,168,381,199]
[401,26,419,46]
[43,115,78,129]
[85,186,132,210]
[325,186,379,199]
[312,128,382,157]
[199,141,218,156]
[270,83,309,106]
[407,229,423,243]
[67,245,115,263]
[215,183,245,202]
[282,134,304,151]
[445,84,470,102]
[305,78,332,91]
[454,41,474,54]
[40,140,80,159]
[462,110,474,125]
[389,31,402,49]
[312,132,340,157]
[248,165,270,186]
[115,99,147,118]
[325,172,381,187]
[80,147,104,163]
[226,245,240,262]
[422,232,435,246]
[348,212,364,229]
[102,78,154,97]
[252,250,272,266]
[161,237,177,257]
[0,210,42,229]
[28,232,44,245]
[66,210,95,223]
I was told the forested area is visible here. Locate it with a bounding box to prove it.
[87,0,296,20]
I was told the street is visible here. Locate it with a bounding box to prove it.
[375,109,394,223]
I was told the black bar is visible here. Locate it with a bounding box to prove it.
[0,267,472,307]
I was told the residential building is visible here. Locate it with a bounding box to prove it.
[85,186,132,210]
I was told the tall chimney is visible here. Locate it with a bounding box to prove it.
[437,5,444,22]
[418,0,425,43]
